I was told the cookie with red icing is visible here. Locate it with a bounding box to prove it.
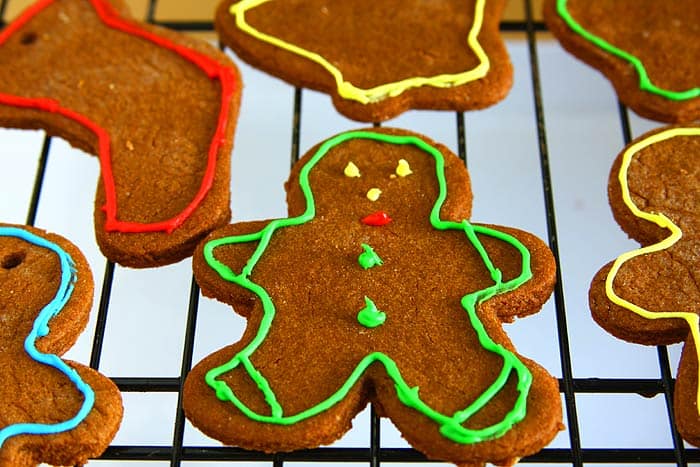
[544,0,700,123]
[215,0,512,122]
[0,223,122,466]
[0,0,241,267]
[184,128,562,465]
[589,125,700,446]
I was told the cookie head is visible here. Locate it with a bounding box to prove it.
[185,128,561,466]
[287,132,473,225]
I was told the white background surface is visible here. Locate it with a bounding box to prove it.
[0,22,694,467]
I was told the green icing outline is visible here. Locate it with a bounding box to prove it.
[202,130,534,444]
[556,0,700,101]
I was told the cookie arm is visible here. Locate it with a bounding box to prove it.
[474,223,556,323]
[193,220,273,318]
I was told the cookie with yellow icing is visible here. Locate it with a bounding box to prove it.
[215,0,513,122]
[589,125,700,445]
[544,0,700,123]
[184,128,562,465]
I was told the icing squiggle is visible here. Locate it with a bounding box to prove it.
[229,0,490,104]
[202,131,534,444]
[556,0,700,101]
[0,226,95,447]
[605,127,700,412]
[0,0,237,234]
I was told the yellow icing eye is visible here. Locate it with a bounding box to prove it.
[344,161,360,178]
[366,188,382,201]
[396,159,413,177]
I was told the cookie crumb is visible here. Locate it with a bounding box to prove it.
[126,140,134,151]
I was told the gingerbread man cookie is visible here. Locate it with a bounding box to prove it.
[589,125,700,446]
[544,0,700,123]
[184,128,562,465]
[0,0,241,267]
[0,224,122,466]
[215,0,513,122]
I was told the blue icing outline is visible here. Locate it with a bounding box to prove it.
[0,226,95,447]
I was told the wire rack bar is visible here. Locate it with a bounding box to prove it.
[523,0,583,465]
[100,445,700,463]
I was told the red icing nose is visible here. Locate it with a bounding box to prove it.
[362,211,392,226]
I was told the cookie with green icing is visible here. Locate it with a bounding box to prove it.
[544,0,700,123]
[0,224,122,466]
[184,128,562,465]
[215,0,513,122]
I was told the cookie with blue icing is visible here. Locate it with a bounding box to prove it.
[0,224,122,466]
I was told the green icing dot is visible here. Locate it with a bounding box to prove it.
[357,296,386,328]
[358,243,383,270]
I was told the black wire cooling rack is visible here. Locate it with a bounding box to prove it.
[1,0,700,465]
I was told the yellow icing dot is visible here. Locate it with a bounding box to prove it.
[344,161,360,178]
[366,188,382,201]
[396,159,413,177]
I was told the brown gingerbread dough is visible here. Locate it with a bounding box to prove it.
[589,125,700,445]
[216,0,512,122]
[0,223,122,466]
[184,128,562,466]
[544,0,700,123]
[0,0,241,267]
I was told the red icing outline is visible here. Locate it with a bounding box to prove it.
[0,0,236,234]
[361,211,392,226]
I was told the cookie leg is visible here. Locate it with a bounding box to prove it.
[371,353,561,465]
[675,337,700,446]
[0,363,122,467]
[184,340,371,452]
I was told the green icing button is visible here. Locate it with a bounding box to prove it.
[358,243,383,270]
[357,296,386,328]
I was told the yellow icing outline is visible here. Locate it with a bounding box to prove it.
[605,127,700,411]
[229,0,490,104]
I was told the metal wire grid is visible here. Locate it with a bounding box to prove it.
[1,0,699,465]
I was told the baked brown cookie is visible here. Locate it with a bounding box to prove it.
[216,0,512,122]
[0,0,241,267]
[589,126,700,445]
[543,0,700,123]
[0,223,122,466]
[184,128,562,465]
